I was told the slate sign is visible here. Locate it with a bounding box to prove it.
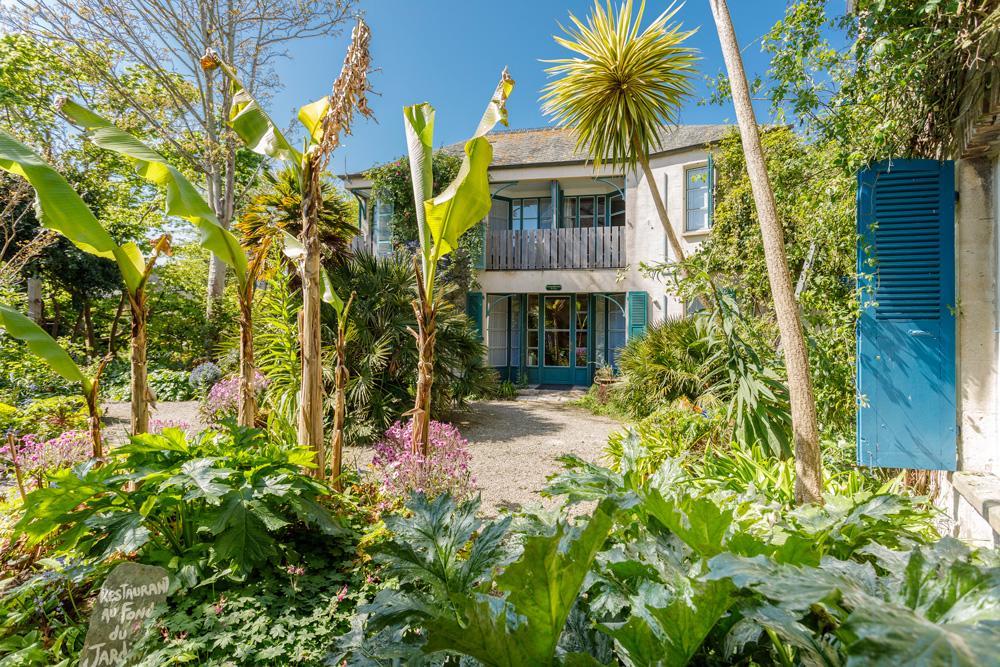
[79,562,169,667]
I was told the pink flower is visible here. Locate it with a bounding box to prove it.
[1,430,91,483]
[337,585,348,602]
[369,420,476,504]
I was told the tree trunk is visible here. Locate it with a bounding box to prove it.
[237,295,257,428]
[709,0,823,505]
[108,292,126,355]
[26,277,42,323]
[50,295,61,337]
[297,161,325,476]
[637,149,687,264]
[330,336,348,491]
[83,300,96,353]
[85,389,104,458]
[128,290,150,435]
[410,258,435,456]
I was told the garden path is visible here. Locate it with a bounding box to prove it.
[105,393,621,516]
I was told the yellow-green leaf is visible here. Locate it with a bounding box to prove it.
[298,97,330,145]
[424,70,514,264]
[0,304,91,396]
[61,100,249,287]
[0,131,143,293]
[217,62,301,168]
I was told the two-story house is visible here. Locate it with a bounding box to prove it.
[343,124,730,387]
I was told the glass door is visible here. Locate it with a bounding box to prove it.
[540,295,578,385]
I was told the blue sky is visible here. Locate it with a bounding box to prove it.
[268,1,807,174]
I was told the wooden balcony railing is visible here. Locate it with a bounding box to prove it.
[485,226,626,271]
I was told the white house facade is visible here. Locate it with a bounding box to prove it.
[344,124,731,387]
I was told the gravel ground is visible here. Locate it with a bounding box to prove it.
[104,392,621,516]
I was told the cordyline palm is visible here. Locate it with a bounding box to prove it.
[542,0,697,266]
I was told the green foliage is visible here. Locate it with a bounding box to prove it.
[148,368,196,401]
[325,252,495,444]
[15,424,342,579]
[365,151,481,297]
[0,558,113,666]
[131,530,376,666]
[253,269,301,445]
[338,428,987,666]
[606,404,726,480]
[14,395,88,440]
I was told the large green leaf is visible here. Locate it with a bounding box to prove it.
[0,304,91,395]
[402,102,435,259]
[600,578,733,667]
[423,70,514,264]
[217,62,301,167]
[0,131,143,292]
[61,100,249,286]
[483,497,616,664]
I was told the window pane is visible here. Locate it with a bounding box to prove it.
[510,298,521,364]
[489,199,510,232]
[544,331,570,366]
[610,194,625,227]
[562,197,576,228]
[512,203,522,231]
[687,166,708,189]
[521,199,538,230]
[538,198,553,230]
[575,331,588,367]
[609,294,626,330]
[575,295,588,330]
[596,196,606,226]
[610,331,626,364]
[594,298,607,365]
[527,295,539,329]
[544,297,570,330]
[686,209,707,231]
[578,196,594,228]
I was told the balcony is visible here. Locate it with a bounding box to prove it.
[485,226,626,271]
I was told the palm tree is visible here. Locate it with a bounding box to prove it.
[542,0,697,265]
[708,0,822,504]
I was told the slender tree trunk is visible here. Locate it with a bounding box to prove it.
[83,300,96,353]
[410,258,435,456]
[237,294,257,428]
[128,289,150,435]
[26,277,42,323]
[298,161,325,475]
[50,295,60,337]
[709,0,823,505]
[85,389,104,458]
[330,334,348,491]
[637,148,687,264]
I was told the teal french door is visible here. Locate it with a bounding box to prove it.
[532,294,589,385]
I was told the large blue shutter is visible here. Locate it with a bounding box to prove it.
[627,291,647,340]
[857,159,956,470]
[465,291,484,341]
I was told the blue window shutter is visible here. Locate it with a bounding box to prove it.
[627,291,647,340]
[857,159,956,470]
[465,291,484,341]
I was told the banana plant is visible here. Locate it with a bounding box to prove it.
[0,305,108,457]
[0,131,170,435]
[56,100,265,429]
[202,19,372,474]
[402,70,514,455]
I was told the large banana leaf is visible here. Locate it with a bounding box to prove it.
[0,304,91,395]
[215,62,301,168]
[423,70,514,264]
[0,131,144,293]
[402,103,435,261]
[60,100,249,287]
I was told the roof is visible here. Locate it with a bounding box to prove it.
[343,123,733,182]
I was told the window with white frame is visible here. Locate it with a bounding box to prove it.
[373,200,394,256]
[685,166,710,232]
[486,295,522,368]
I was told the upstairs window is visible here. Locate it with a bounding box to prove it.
[685,166,711,232]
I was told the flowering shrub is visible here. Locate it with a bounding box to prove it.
[149,418,195,435]
[15,396,89,441]
[199,372,267,424]
[370,420,475,508]
[0,430,91,486]
[189,361,222,396]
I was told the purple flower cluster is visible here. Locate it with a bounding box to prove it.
[371,420,476,507]
[200,372,268,424]
[0,430,91,484]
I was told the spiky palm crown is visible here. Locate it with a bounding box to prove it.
[238,168,357,266]
[541,0,698,171]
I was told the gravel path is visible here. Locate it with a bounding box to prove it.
[104,393,621,515]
